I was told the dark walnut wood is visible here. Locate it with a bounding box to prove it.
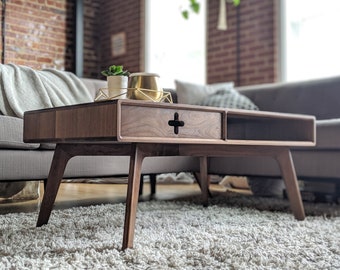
[24,99,316,250]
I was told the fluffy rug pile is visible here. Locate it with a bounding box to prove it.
[1,194,339,269]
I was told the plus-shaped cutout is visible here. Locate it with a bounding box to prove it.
[168,112,185,134]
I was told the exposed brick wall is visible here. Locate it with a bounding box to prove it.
[97,0,143,78]
[207,0,277,86]
[0,0,74,71]
[0,0,142,78]
[1,0,278,86]
[98,0,277,86]
[0,2,3,62]
[83,0,101,78]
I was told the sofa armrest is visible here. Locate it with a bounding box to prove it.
[236,76,340,120]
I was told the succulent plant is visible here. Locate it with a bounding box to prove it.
[101,65,130,77]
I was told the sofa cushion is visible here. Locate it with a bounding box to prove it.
[236,76,340,120]
[39,143,56,150]
[314,119,340,149]
[198,89,259,110]
[0,115,40,149]
[175,80,234,105]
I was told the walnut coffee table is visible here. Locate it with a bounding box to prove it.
[24,99,315,250]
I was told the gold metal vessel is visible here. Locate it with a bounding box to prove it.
[127,72,163,101]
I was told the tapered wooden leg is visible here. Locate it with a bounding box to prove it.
[194,172,213,199]
[276,148,305,220]
[149,174,157,196]
[180,144,306,220]
[139,175,144,196]
[199,156,209,207]
[37,145,72,226]
[122,144,145,250]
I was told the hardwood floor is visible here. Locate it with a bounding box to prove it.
[0,182,228,215]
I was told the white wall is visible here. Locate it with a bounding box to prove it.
[282,0,340,82]
[145,0,206,88]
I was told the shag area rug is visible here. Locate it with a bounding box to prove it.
[1,194,339,269]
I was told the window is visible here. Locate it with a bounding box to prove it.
[145,0,206,88]
[281,0,340,82]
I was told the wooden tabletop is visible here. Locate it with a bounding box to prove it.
[24,99,315,147]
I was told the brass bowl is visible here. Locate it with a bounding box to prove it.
[127,72,163,101]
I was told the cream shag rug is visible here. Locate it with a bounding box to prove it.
[1,194,340,269]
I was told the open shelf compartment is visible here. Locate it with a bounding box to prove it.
[225,110,316,146]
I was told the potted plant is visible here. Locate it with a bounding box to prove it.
[101,65,130,99]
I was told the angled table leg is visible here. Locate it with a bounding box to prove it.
[122,144,145,250]
[122,143,180,249]
[37,143,133,227]
[149,174,157,197]
[276,148,305,220]
[199,156,209,207]
[37,144,73,227]
[179,144,306,221]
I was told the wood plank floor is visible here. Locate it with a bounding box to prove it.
[0,182,232,215]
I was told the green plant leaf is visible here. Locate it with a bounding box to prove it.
[182,10,189,19]
[116,66,123,74]
[233,0,240,6]
[183,0,240,19]
[182,0,199,19]
[109,65,116,72]
[101,64,130,77]
[190,0,199,13]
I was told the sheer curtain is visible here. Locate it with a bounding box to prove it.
[281,0,340,82]
[145,0,206,88]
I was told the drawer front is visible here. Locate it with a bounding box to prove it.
[118,104,223,143]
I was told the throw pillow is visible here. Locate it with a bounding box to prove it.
[175,80,234,105]
[198,89,259,110]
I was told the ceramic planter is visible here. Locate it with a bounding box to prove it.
[107,75,128,99]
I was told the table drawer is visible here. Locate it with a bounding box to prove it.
[118,102,223,143]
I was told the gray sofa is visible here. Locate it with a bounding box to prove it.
[0,78,199,199]
[1,75,340,201]
[216,76,340,200]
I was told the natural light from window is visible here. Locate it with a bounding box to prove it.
[282,0,340,82]
[145,0,206,88]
